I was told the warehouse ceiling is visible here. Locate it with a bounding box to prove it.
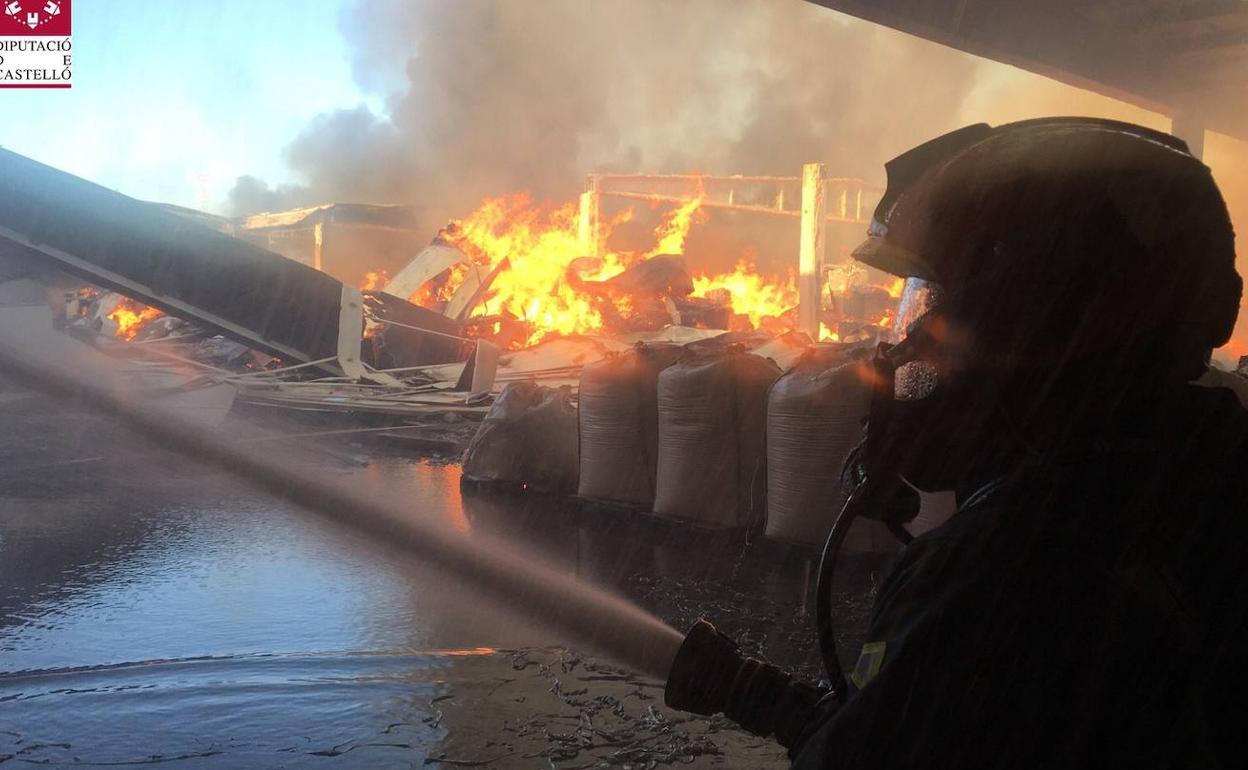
[808,0,1248,141]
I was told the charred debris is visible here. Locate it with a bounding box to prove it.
[0,150,896,465]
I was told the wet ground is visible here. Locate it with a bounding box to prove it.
[0,372,882,768]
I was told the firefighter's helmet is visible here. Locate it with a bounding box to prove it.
[854,118,1240,368]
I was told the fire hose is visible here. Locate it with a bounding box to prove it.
[660,488,873,750]
[3,306,911,753]
[0,322,686,684]
[662,339,922,748]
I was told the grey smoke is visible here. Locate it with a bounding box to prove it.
[226,0,980,227]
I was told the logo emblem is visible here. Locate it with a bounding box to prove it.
[0,0,72,89]
[2,0,63,31]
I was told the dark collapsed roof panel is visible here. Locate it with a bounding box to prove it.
[0,148,346,366]
[809,0,1248,140]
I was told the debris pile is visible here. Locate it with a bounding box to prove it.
[9,145,910,476]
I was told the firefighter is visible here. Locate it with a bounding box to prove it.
[662,118,1247,766]
[743,118,1248,769]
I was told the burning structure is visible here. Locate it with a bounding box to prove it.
[237,203,426,289]
[0,134,915,556]
[355,170,896,358]
[0,139,906,450]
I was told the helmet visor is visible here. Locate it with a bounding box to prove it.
[892,277,944,341]
[891,278,945,401]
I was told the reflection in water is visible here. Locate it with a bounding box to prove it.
[410,461,471,534]
[0,327,803,768]
[0,411,802,768]
[1,652,465,767]
[0,449,703,767]
[2,457,582,669]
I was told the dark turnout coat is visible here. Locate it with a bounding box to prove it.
[791,385,1248,769]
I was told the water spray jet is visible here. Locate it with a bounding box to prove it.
[0,324,684,681]
[1,312,833,751]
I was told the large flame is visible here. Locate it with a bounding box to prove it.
[444,194,633,345]
[439,194,720,346]
[690,261,796,328]
[648,193,707,257]
[396,192,896,348]
[408,262,470,308]
[107,299,163,340]
[360,269,391,291]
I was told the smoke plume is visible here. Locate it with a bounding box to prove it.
[229,0,1248,358]
[227,0,978,224]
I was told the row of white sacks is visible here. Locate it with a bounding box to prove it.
[463,339,955,553]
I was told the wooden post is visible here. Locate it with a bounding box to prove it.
[312,222,325,271]
[798,163,828,338]
[1171,113,1205,160]
[577,175,600,257]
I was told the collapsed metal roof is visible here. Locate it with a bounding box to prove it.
[809,0,1248,142]
[0,148,357,374]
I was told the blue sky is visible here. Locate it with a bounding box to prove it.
[0,0,380,212]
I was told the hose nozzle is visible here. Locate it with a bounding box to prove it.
[664,619,826,748]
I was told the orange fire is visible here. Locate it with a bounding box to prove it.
[445,195,630,345]
[408,262,469,308]
[649,194,707,256]
[359,269,391,291]
[433,194,681,346]
[393,191,899,348]
[437,193,806,347]
[107,299,163,340]
[691,261,797,328]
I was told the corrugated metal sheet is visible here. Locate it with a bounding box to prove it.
[0,147,347,370]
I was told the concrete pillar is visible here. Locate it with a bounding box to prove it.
[1171,113,1205,160]
[336,285,364,380]
[798,163,828,337]
[63,290,78,323]
[312,222,325,271]
[577,175,600,257]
